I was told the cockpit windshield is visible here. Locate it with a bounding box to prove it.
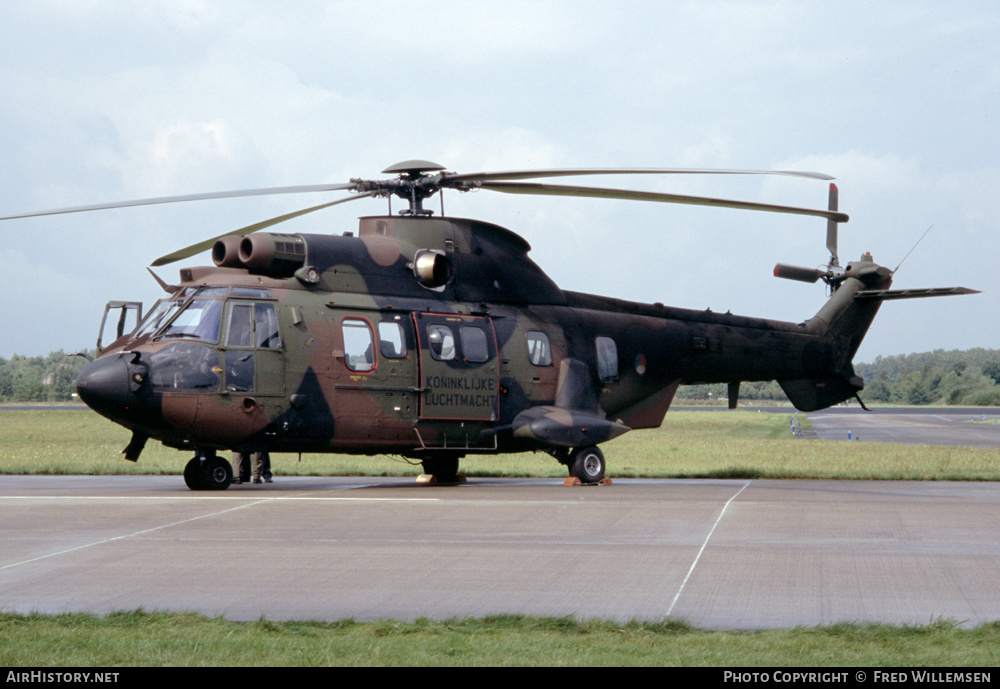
[133,299,183,340]
[158,299,224,343]
[130,287,273,345]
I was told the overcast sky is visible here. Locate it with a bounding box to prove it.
[1,1,997,364]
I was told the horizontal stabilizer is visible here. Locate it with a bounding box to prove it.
[779,376,864,412]
[856,287,980,301]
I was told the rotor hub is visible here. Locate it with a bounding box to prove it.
[350,160,452,216]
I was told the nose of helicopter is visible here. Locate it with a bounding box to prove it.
[75,356,131,419]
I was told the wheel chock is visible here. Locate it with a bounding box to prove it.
[563,476,613,486]
[416,474,467,484]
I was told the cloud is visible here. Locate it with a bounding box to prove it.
[0,1,996,360]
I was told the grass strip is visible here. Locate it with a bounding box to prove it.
[1,611,998,667]
[1,409,998,481]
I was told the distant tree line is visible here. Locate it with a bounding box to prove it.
[0,351,93,402]
[855,348,1000,406]
[678,348,1000,406]
[3,347,1000,406]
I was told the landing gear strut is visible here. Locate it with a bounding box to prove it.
[183,450,232,491]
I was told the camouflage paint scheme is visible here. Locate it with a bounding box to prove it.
[74,213,916,488]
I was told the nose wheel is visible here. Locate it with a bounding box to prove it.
[183,452,233,491]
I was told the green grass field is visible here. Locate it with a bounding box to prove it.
[1,612,998,667]
[2,407,998,666]
[2,406,998,481]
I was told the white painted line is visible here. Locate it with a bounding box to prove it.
[666,481,751,618]
[0,495,441,502]
[0,500,261,573]
[0,495,434,572]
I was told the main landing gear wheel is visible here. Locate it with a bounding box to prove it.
[568,446,606,484]
[183,457,204,490]
[183,455,233,491]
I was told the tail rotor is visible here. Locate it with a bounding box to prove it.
[774,183,847,290]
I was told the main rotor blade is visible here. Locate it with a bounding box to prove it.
[476,181,850,223]
[0,183,356,221]
[150,192,372,267]
[444,167,835,184]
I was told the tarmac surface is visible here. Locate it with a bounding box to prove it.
[2,473,999,629]
[798,406,1000,447]
[677,405,1000,448]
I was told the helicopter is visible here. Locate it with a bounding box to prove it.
[0,160,978,489]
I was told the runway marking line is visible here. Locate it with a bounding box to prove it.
[0,495,432,573]
[666,480,751,618]
[0,496,441,502]
[0,500,268,573]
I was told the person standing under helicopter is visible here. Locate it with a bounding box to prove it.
[231,451,273,484]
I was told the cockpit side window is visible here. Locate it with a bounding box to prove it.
[255,304,280,349]
[227,304,253,347]
[226,302,281,350]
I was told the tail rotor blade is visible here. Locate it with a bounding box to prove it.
[826,183,840,267]
[774,263,827,284]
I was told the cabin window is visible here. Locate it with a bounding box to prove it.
[526,331,552,366]
[595,336,619,383]
[342,318,376,372]
[427,324,456,361]
[461,326,489,363]
[378,321,407,359]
